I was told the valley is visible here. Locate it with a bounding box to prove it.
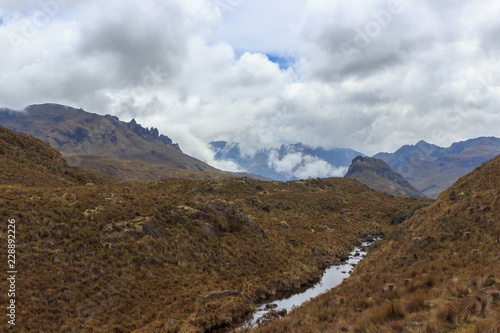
[0,109,498,332]
[239,239,377,330]
[2,1,500,331]
[0,125,430,332]
[256,155,500,332]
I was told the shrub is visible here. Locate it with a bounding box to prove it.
[409,202,431,217]
[391,211,409,225]
[481,275,496,288]
[228,214,245,232]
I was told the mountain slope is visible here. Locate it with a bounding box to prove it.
[0,104,232,180]
[210,141,363,181]
[258,155,500,332]
[0,125,105,187]
[374,137,500,198]
[0,128,431,332]
[345,156,426,198]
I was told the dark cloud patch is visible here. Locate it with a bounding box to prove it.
[479,21,500,52]
[78,1,188,86]
[337,52,402,78]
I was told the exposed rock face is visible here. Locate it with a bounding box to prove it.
[345,156,425,198]
[127,118,178,148]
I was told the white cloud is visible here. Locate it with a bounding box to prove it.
[267,150,347,179]
[0,0,499,174]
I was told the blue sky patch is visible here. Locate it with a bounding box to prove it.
[266,54,292,70]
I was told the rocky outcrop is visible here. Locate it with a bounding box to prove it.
[128,118,179,148]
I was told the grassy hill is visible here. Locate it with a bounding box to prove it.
[0,127,429,332]
[257,155,500,332]
[0,126,106,187]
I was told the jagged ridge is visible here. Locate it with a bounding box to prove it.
[0,103,230,180]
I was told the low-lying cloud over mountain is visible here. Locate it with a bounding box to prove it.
[210,141,361,180]
[0,0,499,162]
[267,150,347,179]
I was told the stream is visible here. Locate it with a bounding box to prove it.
[237,240,375,329]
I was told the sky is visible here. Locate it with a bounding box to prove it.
[1,0,500,173]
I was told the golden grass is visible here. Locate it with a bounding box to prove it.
[0,172,424,332]
[257,156,500,333]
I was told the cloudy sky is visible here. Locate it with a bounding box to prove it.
[1,0,500,172]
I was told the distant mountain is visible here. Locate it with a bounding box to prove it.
[344,156,425,198]
[0,104,234,181]
[374,137,500,198]
[210,141,363,181]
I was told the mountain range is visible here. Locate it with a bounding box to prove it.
[0,124,429,331]
[212,138,500,198]
[1,103,499,199]
[374,137,500,198]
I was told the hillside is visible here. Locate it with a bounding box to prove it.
[257,155,500,332]
[0,125,105,187]
[210,141,363,181]
[0,129,429,332]
[0,104,234,181]
[344,156,425,198]
[374,137,500,198]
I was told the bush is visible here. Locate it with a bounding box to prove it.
[409,202,430,217]
[228,214,246,232]
[391,211,409,225]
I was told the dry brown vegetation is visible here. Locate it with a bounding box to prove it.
[0,126,107,187]
[257,155,500,332]
[64,154,240,183]
[0,126,428,332]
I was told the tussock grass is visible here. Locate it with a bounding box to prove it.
[0,128,425,332]
[257,156,500,333]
